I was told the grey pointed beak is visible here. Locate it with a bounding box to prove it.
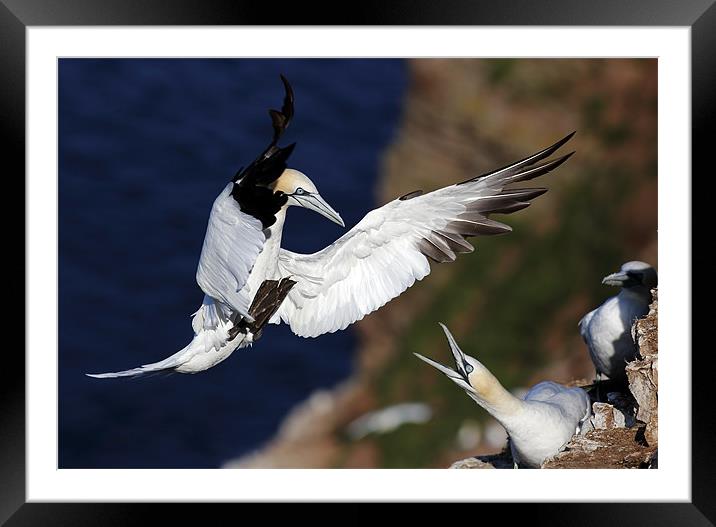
[414,352,478,395]
[602,271,633,287]
[413,352,462,381]
[438,323,468,371]
[295,193,345,227]
[415,323,480,394]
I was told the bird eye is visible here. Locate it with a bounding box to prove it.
[464,363,474,374]
[295,187,305,195]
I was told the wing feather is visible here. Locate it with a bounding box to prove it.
[277,133,575,337]
[196,183,265,317]
[525,381,591,425]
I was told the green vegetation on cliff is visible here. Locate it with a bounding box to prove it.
[350,59,657,468]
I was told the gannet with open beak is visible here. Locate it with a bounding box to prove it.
[579,261,657,381]
[88,75,575,378]
[415,324,591,468]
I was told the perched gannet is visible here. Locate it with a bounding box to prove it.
[415,324,591,468]
[88,75,575,378]
[579,261,657,381]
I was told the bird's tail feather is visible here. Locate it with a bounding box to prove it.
[86,343,194,379]
[86,281,293,379]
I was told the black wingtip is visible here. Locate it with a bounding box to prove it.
[555,130,576,145]
[555,131,576,149]
[265,75,295,145]
[279,73,292,93]
[231,77,299,225]
[279,74,294,120]
[559,131,576,146]
[459,131,576,186]
[539,131,577,160]
[281,141,297,159]
[521,150,576,180]
[556,150,576,165]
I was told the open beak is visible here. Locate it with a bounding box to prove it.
[601,271,635,287]
[294,193,345,227]
[413,352,463,382]
[414,352,478,396]
[413,323,479,395]
[438,323,470,377]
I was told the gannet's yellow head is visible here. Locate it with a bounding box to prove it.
[273,169,344,227]
[413,324,520,414]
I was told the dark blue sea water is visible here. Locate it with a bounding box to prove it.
[59,59,407,468]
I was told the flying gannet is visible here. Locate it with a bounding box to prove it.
[88,76,575,378]
[579,261,657,381]
[415,324,592,468]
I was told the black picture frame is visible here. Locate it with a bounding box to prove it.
[3,0,706,523]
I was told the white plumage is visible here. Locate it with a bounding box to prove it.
[88,297,249,378]
[277,201,434,338]
[415,324,592,468]
[509,381,593,467]
[195,183,266,320]
[276,135,574,338]
[579,260,657,380]
[87,197,262,378]
[87,75,576,378]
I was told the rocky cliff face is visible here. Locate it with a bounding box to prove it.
[542,289,658,469]
[627,289,659,447]
[223,59,657,469]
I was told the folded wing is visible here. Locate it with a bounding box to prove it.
[276,133,575,338]
[524,381,592,428]
[196,183,266,318]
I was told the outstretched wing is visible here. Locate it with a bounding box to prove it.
[276,133,575,338]
[196,75,297,317]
